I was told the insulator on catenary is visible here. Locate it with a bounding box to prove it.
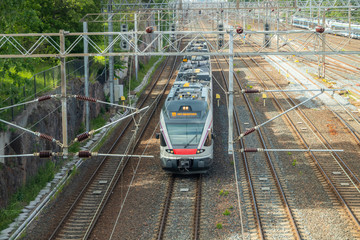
[242,89,260,93]
[239,128,256,139]
[40,133,55,142]
[236,26,243,34]
[241,148,263,153]
[39,151,53,158]
[38,95,52,102]
[76,95,97,102]
[78,151,92,158]
[145,26,154,33]
[315,26,325,33]
[76,132,90,142]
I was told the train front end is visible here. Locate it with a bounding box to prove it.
[159,82,213,174]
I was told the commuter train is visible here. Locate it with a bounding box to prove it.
[157,41,213,174]
[292,16,360,39]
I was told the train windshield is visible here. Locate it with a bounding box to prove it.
[166,123,204,147]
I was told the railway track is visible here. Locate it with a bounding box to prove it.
[49,54,179,239]
[243,33,360,143]
[203,26,301,237]
[234,41,360,235]
[156,175,202,240]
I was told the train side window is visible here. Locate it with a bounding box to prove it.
[160,133,166,147]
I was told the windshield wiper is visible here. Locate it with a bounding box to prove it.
[184,134,198,148]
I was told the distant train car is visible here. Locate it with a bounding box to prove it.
[292,17,316,29]
[292,16,360,39]
[157,41,213,174]
[329,21,360,39]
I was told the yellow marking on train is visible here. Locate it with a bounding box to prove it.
[177,113,197,116]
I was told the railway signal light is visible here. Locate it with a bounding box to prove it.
[120,24,129,50]
[170,23,176,41]
[218,23,224,48]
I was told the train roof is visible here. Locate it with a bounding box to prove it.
[163,81,210,120]
[167,81,209,101]
[177,61,211,82]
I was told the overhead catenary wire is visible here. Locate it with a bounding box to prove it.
[0,118,63,147]
[73,95,137,110]
[237,90,324,139]
[74,106,149,142]
[241,148,344,152]
[0,95,59,111]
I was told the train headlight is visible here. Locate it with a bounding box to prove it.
[166,149,174,154]
[196,149,205,154]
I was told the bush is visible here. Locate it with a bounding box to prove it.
[0,161,55,231]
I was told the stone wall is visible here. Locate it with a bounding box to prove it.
[0,79,105,208]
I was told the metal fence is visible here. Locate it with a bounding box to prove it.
[0,59,106,127]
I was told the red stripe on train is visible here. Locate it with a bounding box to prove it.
[173,149,197,155]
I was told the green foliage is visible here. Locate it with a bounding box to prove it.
[219,189,229,196]
[287,152,292,156]
[292,159,297,166]
[90,113,108,130]
[223,209,231,216]
[68,141,80,153]
[255,97,260,102]
[0,161,55,231]
[216,223,223,229]
[229,206,234,210]
[128,56,161,92]
[0,0,104,126]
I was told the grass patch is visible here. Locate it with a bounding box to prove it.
[216,223,223,229]
[0,161,55,231]
[219,189,229,196]
[128,56,162,93]
[90,111,108,130]
[223,209,231,216]
[69,142,81,153]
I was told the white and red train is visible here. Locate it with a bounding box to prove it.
[157,41,213,174]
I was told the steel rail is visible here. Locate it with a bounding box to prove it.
[157,176,175,240]
[246,52,360,188]
[212,55,265,239]
[83,54,180,239]
[246,37,360,146]
[48,55,175,240]
[216,45,302,238]
[193,175,202,240]
[237,47,360,229]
